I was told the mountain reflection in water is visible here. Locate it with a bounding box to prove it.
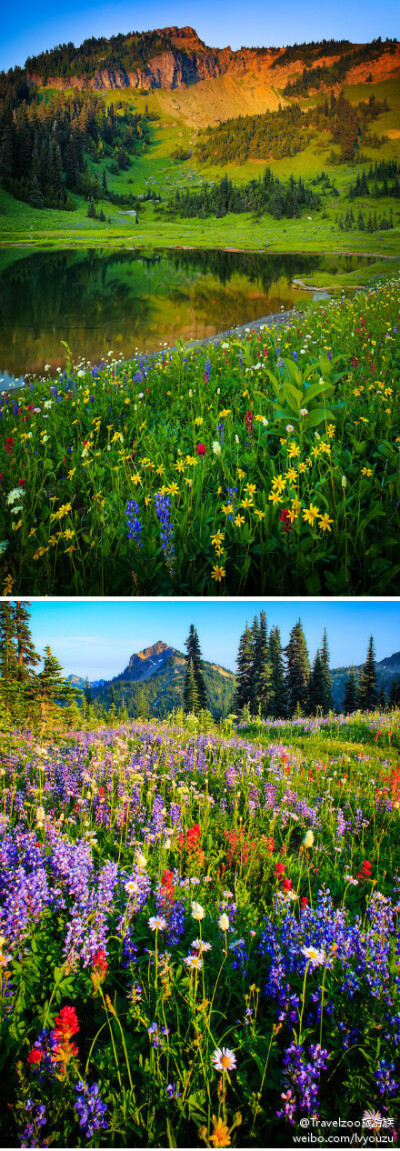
[0,247,374,377]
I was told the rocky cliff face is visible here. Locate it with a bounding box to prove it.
[27,26,276,92]
[26,27,400,95]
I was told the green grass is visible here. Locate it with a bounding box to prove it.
[1,76,400,291]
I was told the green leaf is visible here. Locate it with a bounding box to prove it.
[283,357,302,387]
[304,380,334,404]
[303,408,334,429]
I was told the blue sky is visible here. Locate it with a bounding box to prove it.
[1,0,398,72]
[24,599,400,680]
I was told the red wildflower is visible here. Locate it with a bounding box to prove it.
[195,443,206,456]
[27,1048,43,1065]
[54,1005,79,1039]
[279,509,293,533]
[6,437,14,455]
[356,860,372,880]
[160,868,175,907]
[282,878,292,892]
[274,861,286,878]
[92,949,107,976]
[352,357,358,369]
[245,410,254,437]
[18,478,25,487]
[301,897,308,909]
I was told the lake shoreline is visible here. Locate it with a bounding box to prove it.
[0,305,302,394]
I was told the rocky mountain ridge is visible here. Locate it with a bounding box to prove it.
[25,26,400,96]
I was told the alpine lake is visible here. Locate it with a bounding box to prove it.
[0,246,378,386]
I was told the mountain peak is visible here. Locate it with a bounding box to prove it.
[136,640,174,661]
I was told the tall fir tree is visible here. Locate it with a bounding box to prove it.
[184,657,200,715]
[235,623,253,714]
[0,603,20,716]
[285,618,310,716]
[37,646,76,724]
[268,626,288,717]
[320,628,333,713]
[309,649,325,714]
[342,668,358,714]
[255,610,272,717]
[12,601,41,682]
[359,635,378,710]
[183,625,207,714]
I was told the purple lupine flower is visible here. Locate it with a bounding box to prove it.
[126,500,143,547]
[154,492,175,574]
[74,1081,108,1138]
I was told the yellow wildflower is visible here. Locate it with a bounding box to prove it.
[219,409,231,418]
[221,504,234,517]
[240,498,253,509]
[253,509,265,520]
[318,513,334,532]
[234,514,245,527]
[244,483,257,495]
[285,467,298,484]
[303,504,320,526]
[175,460,185,473]
[287,441,300,458]
[211,565,226,582]
[268,490,283,506]
[167,482,180,497]
[194,417,204,426]
[272,475,285,493]
[211,531,225,547]
[237,468,245,479]
[361,467,373,477]
[210,1117,231,1147]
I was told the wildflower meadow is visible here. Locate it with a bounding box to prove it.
[1,709,400,1146]
[0,275,399,595]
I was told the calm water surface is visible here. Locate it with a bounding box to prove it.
[0,247,375,383]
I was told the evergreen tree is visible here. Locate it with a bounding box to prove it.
[285,618,310,716]
[320,628,333,712]
[379,679,386,710]
[357,665,367,711]
[12,601,40,682]
[0,603,20,716]
[254,610,272,717]
[359,635,379,710]
[37,646,75,723]
[309,649,325,714]
[269,626,287,717]
[343,668,358,714]
[183,625,207,713]
[184,657,200,714]
[235,623,253,714]
[29,174,44,209]
[249,615,260,714]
